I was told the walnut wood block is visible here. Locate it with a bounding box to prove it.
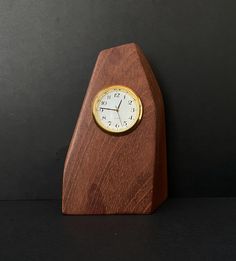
[62,43,167,214]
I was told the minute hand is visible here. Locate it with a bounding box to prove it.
[99,107,117,111]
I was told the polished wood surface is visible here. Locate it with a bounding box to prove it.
[62,43,167,214]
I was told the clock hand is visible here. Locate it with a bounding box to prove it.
[117,99,122,110]
[99,107,118,111]
[114,99,123,126]
[117,111,123,126]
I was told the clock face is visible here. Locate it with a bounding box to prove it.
[92,85,143,133]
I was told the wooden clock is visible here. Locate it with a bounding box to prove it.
[62,43,167,215]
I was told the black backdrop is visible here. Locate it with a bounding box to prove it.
[0,0,235,199]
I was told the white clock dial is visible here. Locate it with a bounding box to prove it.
[92,85,143,133]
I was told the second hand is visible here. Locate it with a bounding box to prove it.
[116,99,123,126]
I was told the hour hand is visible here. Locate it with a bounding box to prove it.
[117,99,122,110]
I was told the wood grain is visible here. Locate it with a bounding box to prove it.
[62,43,167,214]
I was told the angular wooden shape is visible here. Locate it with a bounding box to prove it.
[62,43,167,214]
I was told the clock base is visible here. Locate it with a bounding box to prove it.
[62,43,167,215]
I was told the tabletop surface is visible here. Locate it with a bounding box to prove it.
[1,198,236,261]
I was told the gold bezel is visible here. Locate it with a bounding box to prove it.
[92,85,143,134]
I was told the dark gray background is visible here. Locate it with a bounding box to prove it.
[0,0,235,200]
